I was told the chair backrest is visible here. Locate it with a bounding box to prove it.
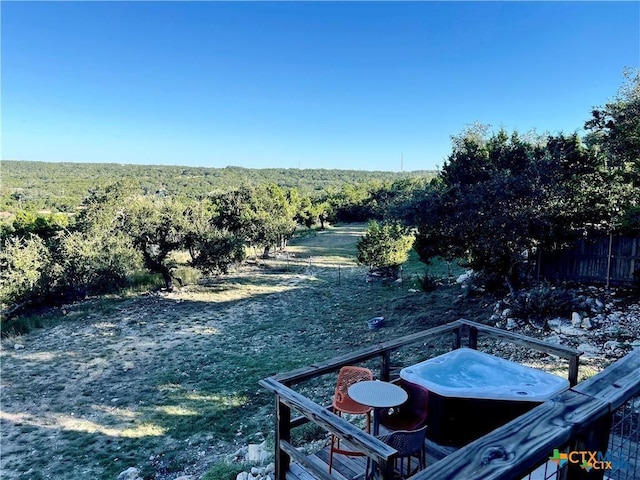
[383,425,428,457]
[334,366,373,405]
[399,379,429,412]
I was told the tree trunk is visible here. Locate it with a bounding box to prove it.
[262,245,271,259]
[160,266,173,291]
[142,248,174,291]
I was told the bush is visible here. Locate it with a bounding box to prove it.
[509,285,578,326]
[357,221,414,278]
[0,235,55,312]
[202,461,248,480]
[419,272,439,292]
[56,231,141,296]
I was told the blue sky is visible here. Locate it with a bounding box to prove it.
[2,2,638,172]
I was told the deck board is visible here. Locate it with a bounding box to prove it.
[286,434,457,480]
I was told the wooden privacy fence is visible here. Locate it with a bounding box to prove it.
[260,319,592,480]
[539,235,640,287]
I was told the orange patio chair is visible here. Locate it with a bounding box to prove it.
[328,366,373,473]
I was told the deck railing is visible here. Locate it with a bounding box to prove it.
[260,319,588,480]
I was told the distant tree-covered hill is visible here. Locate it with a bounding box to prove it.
[0,160,436,212]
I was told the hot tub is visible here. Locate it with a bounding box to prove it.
[400,348,569,447]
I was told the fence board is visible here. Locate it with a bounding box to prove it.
[539,235,640,285]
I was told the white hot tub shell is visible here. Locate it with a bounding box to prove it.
[400,348,570,446]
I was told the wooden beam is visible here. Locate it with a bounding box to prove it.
[468,326,478,350]
[276,394,292,480]
[568,354,580,387]
[572,348,640,410]
[459,319,583,359]
[280,440,337,480]
[380,351,391,382]
[273,321,464,384]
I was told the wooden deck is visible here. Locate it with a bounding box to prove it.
[286,435,456,480]
[262,321,640,480]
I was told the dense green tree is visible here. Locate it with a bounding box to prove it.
[183,200,246,275]
[357,221,414,278]
[211,184,298,258]
[119,196,189,290]
[584,68,640,232]
[415,128,582,292]
[54,231,141,297]
[585,68,640,176]
[2,210,69,242]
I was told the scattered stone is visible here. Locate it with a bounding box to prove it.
[545,334,562,345]
[251,467,265,476]
[456,270,473,284]
[236,472,249,480]
[571,312,582,327]
[547,318,563,332]
[232,446,248,459]
[580,317,593,330]
[246,441,270,464]
[604,340,622,352]
[577,343,600,358]
[505,318,518,330]
[117,467,141,480]
[604,325,620,335]
[13,344,25,350]
[174,476,195,480]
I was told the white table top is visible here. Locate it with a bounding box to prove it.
[348,380,408,408]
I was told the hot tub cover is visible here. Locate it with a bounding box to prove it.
[400,348,569,401]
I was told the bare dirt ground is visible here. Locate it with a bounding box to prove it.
[1,224,638,480]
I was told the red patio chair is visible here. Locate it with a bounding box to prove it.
[380,379,429,431]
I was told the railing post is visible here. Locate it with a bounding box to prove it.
[373,458,394,480]
[568,354,580,387]
[468,326,478,350]
[453,326,462,350]
[567,413,612,480]
[275,394,291,480]
[380,350,391,382]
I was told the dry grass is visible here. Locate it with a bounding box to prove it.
[1,224,488,480]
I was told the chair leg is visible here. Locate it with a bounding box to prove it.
[329,433,339,473]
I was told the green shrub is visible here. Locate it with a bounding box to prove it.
[0,235,56,310]
[509,285,577,325]
[357,221,414,278]
[419,272,439,292]
[55,231,142,296]
[202,461,248,480]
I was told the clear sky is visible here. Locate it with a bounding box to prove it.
[1,1,638,172]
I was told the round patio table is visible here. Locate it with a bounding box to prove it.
[348,380,408,479]
[348,380,408,435]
